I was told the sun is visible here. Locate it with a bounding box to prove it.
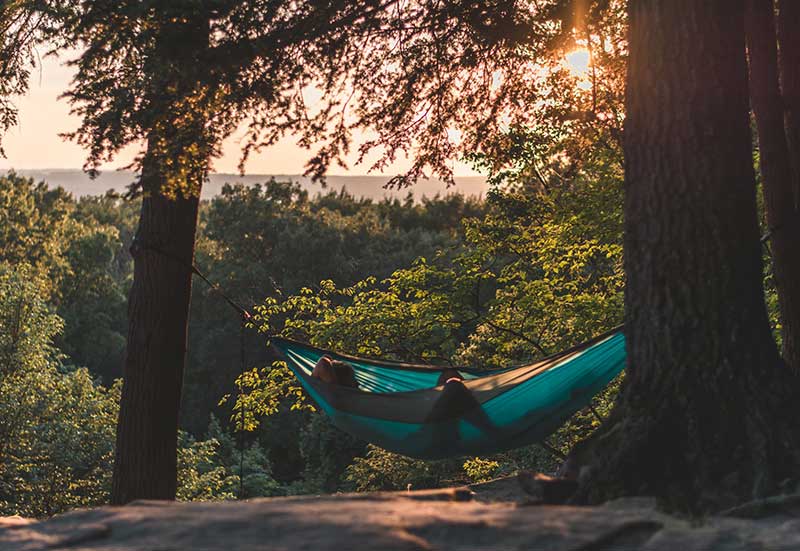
[564,48,592,90]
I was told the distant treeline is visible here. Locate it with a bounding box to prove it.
[9,169,488,202]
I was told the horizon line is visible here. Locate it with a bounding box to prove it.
[5,167,486,179]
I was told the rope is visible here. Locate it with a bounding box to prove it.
[761,226,777,245]
[130,236,252,500]
[192,266,252,321]
[761,210,800,245]
[130,236,252,320]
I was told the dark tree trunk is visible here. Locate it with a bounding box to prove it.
[111,158,200,504]
[769,0,800,369]
[777,0,800,197]
[574,0,800,513]
[111,15,210,505]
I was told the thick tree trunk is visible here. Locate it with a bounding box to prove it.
[111,156,200,504]
[574,0,800,513]
[770,0,800,369]
[111,15,210,505]
[777,0,800,197]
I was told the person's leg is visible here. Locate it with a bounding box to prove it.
[427,380,498,434]
[426,380,475,422]
[424,382,465,455]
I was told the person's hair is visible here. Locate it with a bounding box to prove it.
[332,360,359,389]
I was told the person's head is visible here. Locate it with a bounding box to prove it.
[332,360,359,389]
[312,355,337,384]
[437,368,463,386]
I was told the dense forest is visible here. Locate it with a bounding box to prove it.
[0,162,627,516]
[3,0,800,523]
[0,139,783,516]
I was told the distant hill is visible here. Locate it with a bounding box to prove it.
[8,169,488,201]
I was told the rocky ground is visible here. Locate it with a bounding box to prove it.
[3,477,800,550]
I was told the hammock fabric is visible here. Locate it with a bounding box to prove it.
[270,328,625,460]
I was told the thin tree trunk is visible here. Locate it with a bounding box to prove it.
[573,0,800,513]
[771,0,800,369]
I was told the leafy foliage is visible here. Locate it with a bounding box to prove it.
[344,446,460,492]
[184,181,483,435]
[0,263,119,518]
[0,174,131,382]
[231,131,625,489]
[0,0,48,155]
[39,1,417,190]
[462,457,501,484]
[294,414,366,494]
[176,430,239,502]
[230,4,629,483]
[174,415,286,503]
[0,173,77,294]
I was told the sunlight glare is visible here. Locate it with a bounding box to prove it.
[565,48,592,91]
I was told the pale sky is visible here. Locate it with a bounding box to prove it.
[0,53,480,177]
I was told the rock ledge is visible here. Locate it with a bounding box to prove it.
[3,482,800,550]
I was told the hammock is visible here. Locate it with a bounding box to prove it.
[270,328,625,460]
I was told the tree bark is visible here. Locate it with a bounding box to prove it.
[111,15,210,505]
[777,0,800,198]
[111,161,200,504]
[771,0,800,369]
[573,0,800,513]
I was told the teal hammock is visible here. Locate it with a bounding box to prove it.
[270,328,625,460]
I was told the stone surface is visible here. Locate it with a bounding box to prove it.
[2,479,800,550]
[0,516,34,529]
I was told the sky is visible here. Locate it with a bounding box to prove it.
[0,52,480,177]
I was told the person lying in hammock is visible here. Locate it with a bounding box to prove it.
[311,355,359,389]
